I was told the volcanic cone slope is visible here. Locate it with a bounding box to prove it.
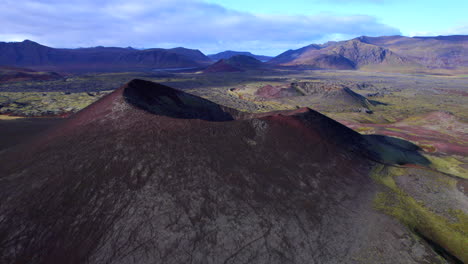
[0,80,443,264]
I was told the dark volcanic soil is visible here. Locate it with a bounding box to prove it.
[0,117,64,150]
[0,80,445,264]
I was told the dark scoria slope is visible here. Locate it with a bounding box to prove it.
[0,80,444,264]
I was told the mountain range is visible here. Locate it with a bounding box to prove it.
[0,40,212,72]
[268,35,468,71]
[0,35,466,73]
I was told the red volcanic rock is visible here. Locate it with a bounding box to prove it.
[255,84,278,98]
[255,85,298,99]
[0,80,438,264]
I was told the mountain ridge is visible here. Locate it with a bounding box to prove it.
[268,35,467,71]
[0,40,212,72]
[1,35,466,73]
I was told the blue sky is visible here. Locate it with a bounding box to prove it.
[208,0,468,36]
[0,0,467,55]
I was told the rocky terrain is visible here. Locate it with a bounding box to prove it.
[230,80,386,114]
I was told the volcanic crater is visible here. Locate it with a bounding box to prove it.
[0,79,461,264]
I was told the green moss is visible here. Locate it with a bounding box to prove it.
[372,165,468,262]
[355,126,375,134]
[425,155,468,179]
[0,91,110,116]
[382,127,400,133]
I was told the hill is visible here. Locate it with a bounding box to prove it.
[1,79,465,264]
[204,55,264,73]
[0,40,212,72]
[202,59,243,73]
[208,50,273,61]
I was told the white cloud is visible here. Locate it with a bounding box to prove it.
[408,21,468,37]
[442,24,468,35]
[0,0,400,55]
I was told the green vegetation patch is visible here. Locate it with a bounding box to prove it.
[372,165,468,263]
[424,155,468,179]
[0,91,110,116]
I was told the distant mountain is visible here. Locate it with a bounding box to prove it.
[223,55,264,69]
[269,35,468,71]
[0,40,212,72]
[356,35,468,69]
[269,39,414,69]
[204,55,264,73]
[208,50,273,62]
[2,36,465,73]
[267,44,321,65]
